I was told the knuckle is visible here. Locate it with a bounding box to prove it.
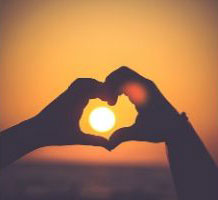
[74,78,87,84]
[70,78,84,87]
[114,66,132,76]
[106,66,132,83]
[146,79,155,85]
[117,66,131,73]
[70,78,98,89]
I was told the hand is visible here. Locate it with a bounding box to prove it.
[32,78,109,149]
[106,67,181,149]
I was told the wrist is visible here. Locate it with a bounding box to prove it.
[3,118,46,151]
[164,112,193,144]
[23,117,51,148]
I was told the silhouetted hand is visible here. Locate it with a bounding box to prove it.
[33,78,109,149]
[106,67,181,149]
[105,67,218,200]
[0,78,112,168]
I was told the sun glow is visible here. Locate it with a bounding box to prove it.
[89,107,115,132]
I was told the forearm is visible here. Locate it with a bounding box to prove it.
[166,117,218,200]
[0,118,44,169]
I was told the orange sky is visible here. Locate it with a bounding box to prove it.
[1,0,218,166]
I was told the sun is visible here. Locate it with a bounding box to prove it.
[89,107,116,132]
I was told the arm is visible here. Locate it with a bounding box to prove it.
[166,115,218,200]
[107,67,218,200]
[0,78,109,169]
[0,119,42,169]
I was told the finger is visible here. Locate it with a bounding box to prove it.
[104,67,141,105]
[109,126,137,150]
[78,133,110,150]
[104,66,153,106]
[68,78,105,100]
[66,78,108,119]
[106,66,146,85]
[68,78,117,110]
[39,79,102,116]
[109,125,164,150]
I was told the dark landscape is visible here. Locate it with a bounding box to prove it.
[0,162,177,200]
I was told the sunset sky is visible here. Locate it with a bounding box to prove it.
[1,0,218,166]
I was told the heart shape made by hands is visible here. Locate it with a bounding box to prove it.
[80,94,138,139]
[78,67,181,150]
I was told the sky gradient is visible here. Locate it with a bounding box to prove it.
[1,0,218,165]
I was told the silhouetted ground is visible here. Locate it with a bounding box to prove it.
[0,162,177,200]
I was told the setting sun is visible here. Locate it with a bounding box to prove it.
[89,107,115,133]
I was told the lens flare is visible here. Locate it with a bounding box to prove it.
[89,107,115,132]
[122,82,146,105]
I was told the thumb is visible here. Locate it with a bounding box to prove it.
[109,126,136,150]
[78,133,111,150]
